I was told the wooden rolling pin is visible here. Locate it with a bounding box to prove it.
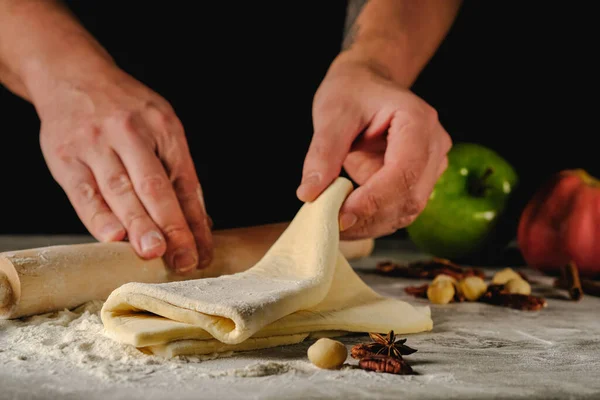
[0,222,374,320]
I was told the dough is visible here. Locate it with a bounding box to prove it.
[101,177,433,357]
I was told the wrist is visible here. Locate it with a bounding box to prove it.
[0,0,117,106]
[20,41,117,107]
[333,37,418,88]
[335,0,462,88]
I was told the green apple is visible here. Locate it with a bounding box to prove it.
[406,142,519,264]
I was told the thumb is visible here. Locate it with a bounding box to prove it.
[296,108,365,202]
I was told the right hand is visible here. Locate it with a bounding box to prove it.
[36,65,213,274]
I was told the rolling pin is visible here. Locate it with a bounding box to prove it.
[0,222,374,320]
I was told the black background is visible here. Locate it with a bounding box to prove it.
[1,1,598,237]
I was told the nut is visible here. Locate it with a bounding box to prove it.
[492,268,521,285]
[504,278,531,295]
[457,276,488,301]
[307,338,347,369]
[427,280,455,304]
[358,354,414,375]
[432,273,458,285]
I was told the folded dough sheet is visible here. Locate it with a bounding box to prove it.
[101,178,433,357]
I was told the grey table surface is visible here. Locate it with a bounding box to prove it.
[0,235,599,400]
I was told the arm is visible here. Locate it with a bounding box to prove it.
[0,0,214,273]
[297,0,460,238]
[338,0,463,87]
[0,0,114,103]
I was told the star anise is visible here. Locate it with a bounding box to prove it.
[351,330,417,360]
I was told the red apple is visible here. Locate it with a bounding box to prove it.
[517,169,600,279]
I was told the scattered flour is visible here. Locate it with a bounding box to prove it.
[0,302,320,383]
[2,264,600,399]
[2,301,153,380]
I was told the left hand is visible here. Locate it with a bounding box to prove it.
[297,59,452,240]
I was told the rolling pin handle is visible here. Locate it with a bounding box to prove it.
[0,272,12,310]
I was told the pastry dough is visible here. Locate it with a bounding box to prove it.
[101,177,433,357]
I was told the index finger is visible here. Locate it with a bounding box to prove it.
[146,108,214,269]
[111,114,202,273]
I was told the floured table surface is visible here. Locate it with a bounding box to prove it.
[1,235,599,400]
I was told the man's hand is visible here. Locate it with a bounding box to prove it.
[297,60,452,239]
[0,0,213,273]
[37,66,213,274]
[297,0,461,239]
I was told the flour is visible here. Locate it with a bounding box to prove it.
[2,251,600,400]
[1,301,157,381]
[0,301,316,383]
[208,361,310,378]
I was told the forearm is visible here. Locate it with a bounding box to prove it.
[0,0,115,103]
[337,0,463,87]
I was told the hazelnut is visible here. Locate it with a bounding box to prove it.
[307,338,348,369]
[492,268,521,285]
[432,274,457,285]
[457,276,488,301]
[504,278,531,295]
[427,280,455,304]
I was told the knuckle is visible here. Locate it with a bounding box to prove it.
[122,211,147,229]
[162,223,191,241]
[422,103,439,123]
[53,141,78,164]
[391,214,418,231]
[73,181,100,204]
[106,173,133,195]
[149,97,176,115]
[313,96,343,115]
[157,108,176,128]
[77,124,102,139]
[395,103,438,129]
[363,193,383,217]
[146,104,173,129]
[88,209,111,229]
[139,174,169,198]
[401,168,419,190]
[429,129,453,158]
[110,111,142,140]
[401,192,427,216]
[115,111,137,132]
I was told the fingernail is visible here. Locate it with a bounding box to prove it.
[207,214,214,229]
[173,249,198,273]
[101,223,125,241]
[297,172,321,199]
[339,212,358,231]
[140,231,164,253]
